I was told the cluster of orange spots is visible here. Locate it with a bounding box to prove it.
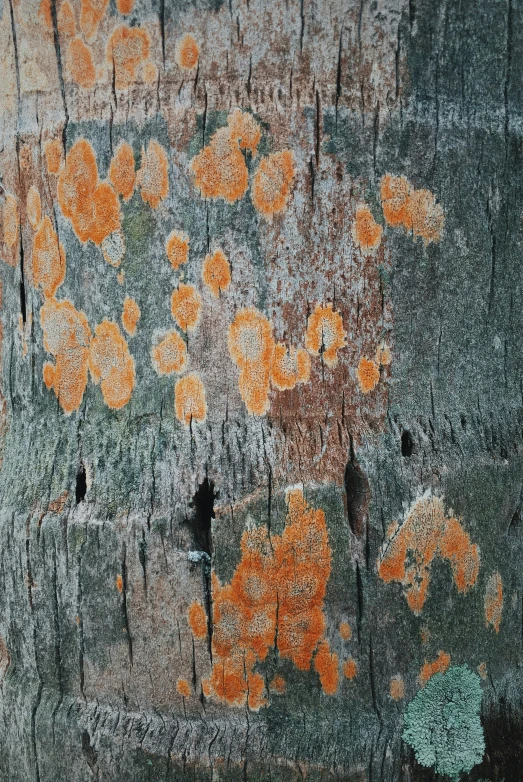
[27,187,42,231]
[339,622,352,641]
[151,330,187,375]
[174,373,207,426]
[121,296,140,336]
[89,320,135,409]
[107,25,151,89]
[187,600,207,640]
[32,217,66,298]
[58,1,76,37]
[228,109,262,156]
[201,249,231,297]
[109,141,135,201]
[67,37,96,88]
[44,139,64,177]
[380,174,444,244]
[171,284,202,332]
[136,140,169,209]
[251,150,296,220]
[356,357,380,394]
[375,341,392,366]
[2,195,19,251]
[351,204,383,254]
[191,126,249,204]
[269,675,286,694]
[116,0,135,13]
[194,488,334,708]
[116,574,123,593]
[165,230,189,270]
[305,303,346,368]
[484,571,503,632]
[270,344,310,391]
[175,34,199,70]
[228,307,274,415]
[40,297,92,415]
[80,0,109,41]
[343,657,357,681]
[176,679,191,698]
[389,675,405,700]
[57,139,121,247]
[378,495,480,614]
[419,651,451,686]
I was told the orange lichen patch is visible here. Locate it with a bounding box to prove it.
[32,216,66,298]
[188,600,207,640]
[378,495,480,615]
[174,34,199,70]
[107,25,151,89]
[190,125,249,204]
[343,657,357,680]
[251,150,296,219]
[269,675,286,694]
[171,284,201,333]
[151,330,187,375]
[66,37,96,88]
[39,0,52,28]
[380,174,412,229]
[116,574,123,593]
[101,229,125,267]
[478,662,487,680]
[484,572,503,632]
[352,204,383,254]
[176,679,191,698]
[165,230,189,270]
[116,0,135,13]
[58,1,76,37]
[314,640,339,695]
[2,195,19,250]
[208,488,332,709]
[375,341,392,366]
[109,141,135,201]
[121,296,140,336]
[143,61,158,84]
[80,0,110,41]
[305,303,346,368]
[356,357,380,394]
[117,271,125,285]
[270,344,311,391]
[44,139,64,176]
[389,675,405,700]
[88,320,135,409]
[339,622,352,641]
[380,174,444,244]
[202,249,231,297]
[136,140,169,209]
[419,651,451,686]
[174,373,207,426]
[40,297,91,414]
[202,679,212,698]
[420,626,430,644]
[27,187,42,231]
[228,307,275,416]
[227,109,261,156]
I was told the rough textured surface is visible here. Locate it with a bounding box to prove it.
[0,0,522,779]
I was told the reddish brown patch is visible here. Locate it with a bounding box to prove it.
[171,284,201,333]
[137,140,169,209]
[58,1,76,37]
[38,0,52,28]
[176,678,191,698]
[305,303,346,368]
[339,621,352,641]
[202,249,231,298]
[44,139,64,176]
[2,195,19,253]
[80,0,110,41]
[27,186,42,231]
[174,373,207,426]
[174,34,199,70]
[151,330,187,375]
[343,657,357,680]
[116,574,123,593]
[269,675,286,694]
[478,662,487,680]
[188,600,208,640]
[352,204,382,254]
[389,675,405,700]
[109,141,135,202]
[89,320,135,409]
[116,0,135,13]
[107,25,151,89]
[165,230,189,270]
[32,216,66,298]
[121,296,140,336]
[67,37,97,88]
[485,572,503,632]
[228,307,275,416]
[419,650,451,686]
[251,150,296,220]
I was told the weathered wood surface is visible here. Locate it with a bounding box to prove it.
[0,0,522,779]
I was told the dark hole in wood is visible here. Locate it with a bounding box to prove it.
[190,478,216,555]
[401,429,413,457]
[344,459,371,537]
[75,465,87,504]
[19,278,26,324]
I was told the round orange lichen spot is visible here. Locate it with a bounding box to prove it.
[175,34,199,70]
[314,640,339,695]
[339,621,352,641]
[176,678,191,698]
[66,37,97,88]
[58,1,76,37]
[121,296,140,336]
[80,0,110,41]
[190,125,249,204]
[174,373,207,426]
[380,173,412,229]
[188,600,207,640]
[251,150,296,220]
[227,109,261,156]
[151,330,187,375]
[305,303,346,368]
[375,341,392,366]
[101,230,125,267]
[419,650,451,686]
[109,141,135,202]
[389,675,405,700]
[137,140,169,209]
[343,657,357,681]
[484,571,503,632]
[116,0,135,13]
[270,343,311,391]
[228,307,275,416]
[32,216,66,298]
[352,204,383,254]
[171,284,201,333]
[107,25,151,89]
[3,195,19,250]
[165,230,189,270]
[269,675,286,695]
[143,60,158,84]
[89,319,135,409]
[27,187,42,231]
[44,138,64,176]
[116,574,123,593]
[380,173,444,244]
[202,249,231,298]
[356,357,380,394]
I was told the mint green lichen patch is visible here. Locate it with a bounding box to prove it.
[403,665,485,780]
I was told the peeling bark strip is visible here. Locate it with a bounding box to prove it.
[0,0,522,779]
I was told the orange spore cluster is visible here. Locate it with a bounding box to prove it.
[375,341,392,366]
[174,372,207,426]
[121,296,140,336]
[109,141,135,201]
[187,600,208,640]
[57,139,121,246]
[39,0,52,28]
[269,675,286,694]
[419,650,450,686]
[116,574,123,593]
[67,37,96,88]
[176,679,191,698]
[137,140,169,209]
[356,357,380,394]
[175,34,199,70]
[32,216,66,298]
[80,0,109,41]
[190,126,249,204]
[3,195,19,250]
[314,640,339,695]
[228,307,274,416]
[484,571,503,632]
[343,657,357,681]
[88,319,135,409]
[352,204,382,254]
[151,330,187,375]
[227,109,261,156]
[165,230,189,270]
[143,61,158,83]
[107,25,151,88]
[171,283,202,332]
[58,1,76,37]
[116,0,135,13]
[27,186,42,231]
[378,495,480,614]
[44,139,63,176]
[389,675,405,700]
[478,662,487,680]
[251,150,296,219]
[339,621,352,640]
[40,297,91,415]
[201,249,231,297]
[305,303,346,368]
[380,174,444,244]
[270,343,311,391]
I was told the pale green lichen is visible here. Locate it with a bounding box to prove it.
[403,665,485,781]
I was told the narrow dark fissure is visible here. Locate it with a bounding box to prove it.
[401,429,413,457]
[75,465,87,504]
[344,444,371,538]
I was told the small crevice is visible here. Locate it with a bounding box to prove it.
[401,429,413,457]
[189,479,217,661]
[344,438,370,537]
[75,464,87,504]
